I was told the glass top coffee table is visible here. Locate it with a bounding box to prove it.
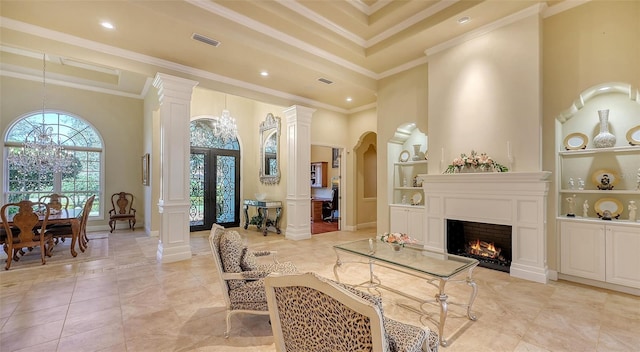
[333,239,479,347]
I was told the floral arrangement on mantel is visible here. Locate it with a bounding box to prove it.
[444,150,508,174]
[380,232,415,247]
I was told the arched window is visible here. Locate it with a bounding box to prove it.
[4,111,104,216]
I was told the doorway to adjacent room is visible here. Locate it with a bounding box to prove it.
[311,145,341,234]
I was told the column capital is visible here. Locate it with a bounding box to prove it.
[283,105,315,122]
[153,73,199,104]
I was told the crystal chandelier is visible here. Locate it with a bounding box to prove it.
[212,104,238,143]
[8,54,74,174]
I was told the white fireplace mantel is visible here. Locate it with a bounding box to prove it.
[419,172,552,284]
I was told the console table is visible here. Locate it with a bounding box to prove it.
[243,199,282,236]
[333,239,479,347]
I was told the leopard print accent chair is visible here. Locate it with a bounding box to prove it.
[265,272,438,352]
[209,224,297,338]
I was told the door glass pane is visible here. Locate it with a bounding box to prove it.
[216,155,236,223]
[189,153,205,226]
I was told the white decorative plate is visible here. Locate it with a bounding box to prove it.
[563,132,588,150]
[399,150,410,162]
[626,125,640,146]
[411,192,422,205]
[591,169,620,189]
[594,198,623,218]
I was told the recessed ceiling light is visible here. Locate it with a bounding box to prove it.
[101,21,115,30]
[346,97,352,102]
[457,16,470,24]
[260,71,269,77]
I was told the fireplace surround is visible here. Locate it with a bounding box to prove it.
[420,172,551,283]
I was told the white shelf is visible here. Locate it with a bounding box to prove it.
[559,145,639,156]
[389,203,425,209]
[559,189,640,195]
[557,216,640,226]
[394,160,428,166]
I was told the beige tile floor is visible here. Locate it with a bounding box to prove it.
[1,228,639,352]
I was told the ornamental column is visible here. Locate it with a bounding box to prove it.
[152,73,198,263]
[283,105,315,240]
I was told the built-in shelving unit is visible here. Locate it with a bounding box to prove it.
[387,125,427,240]
[557,146,640,220]
[392,160,428,206]
[556,84,640,294]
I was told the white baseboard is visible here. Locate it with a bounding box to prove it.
[357,221,377,230]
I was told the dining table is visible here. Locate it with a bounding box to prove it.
[2,208,83,257]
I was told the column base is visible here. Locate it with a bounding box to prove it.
[157,242,192,263]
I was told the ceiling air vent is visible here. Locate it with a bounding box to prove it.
[317,77,333,85]
[192,33,221,47]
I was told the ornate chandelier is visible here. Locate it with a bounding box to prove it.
[8,54,74,174]
[213,108,238,143]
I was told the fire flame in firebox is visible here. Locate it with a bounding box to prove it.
[468,239,501,259]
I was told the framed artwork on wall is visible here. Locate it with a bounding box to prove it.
[142,153,150,186]
[332,148,339,168]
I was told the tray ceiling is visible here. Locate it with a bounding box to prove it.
[0,0,574,111]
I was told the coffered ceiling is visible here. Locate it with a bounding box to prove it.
[0,0,575,112]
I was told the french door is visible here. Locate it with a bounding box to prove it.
[189,147,240,231]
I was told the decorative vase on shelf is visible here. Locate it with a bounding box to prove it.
[593,109,616,148]
[412,144,424,161]
[390,243,402,252]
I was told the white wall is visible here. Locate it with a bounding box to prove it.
[427,14,543,174]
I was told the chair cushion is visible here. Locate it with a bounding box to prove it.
[253,261,297,276]
[219,230,245,290]
[228,279,268,304]
[44,224,73,235]
[110,214,135,219]
[383,317,430,352]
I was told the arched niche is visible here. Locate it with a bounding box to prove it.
[556,82,640,150]
[387,123,427,161]
[557,82,640,123]
[353,131,378,226]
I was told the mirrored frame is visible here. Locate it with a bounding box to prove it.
[259,113,281,184]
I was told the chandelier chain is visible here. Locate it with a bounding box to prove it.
[7,53,75,175]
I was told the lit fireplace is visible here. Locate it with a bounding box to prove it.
[447,219,511,273]
[467,239,503,260]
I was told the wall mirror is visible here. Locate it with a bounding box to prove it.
[259,113,281,184]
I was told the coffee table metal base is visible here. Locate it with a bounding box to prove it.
[333,254,478,347]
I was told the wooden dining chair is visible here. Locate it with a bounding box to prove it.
[38,193,71,244]
[38,193,70,212]
[45,195,95,252]
[0,201,54,270]
[108,192,136,233]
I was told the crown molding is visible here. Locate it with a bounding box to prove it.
[186,0,377,78]
[0,17,353,114]
[542,0,591,18]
